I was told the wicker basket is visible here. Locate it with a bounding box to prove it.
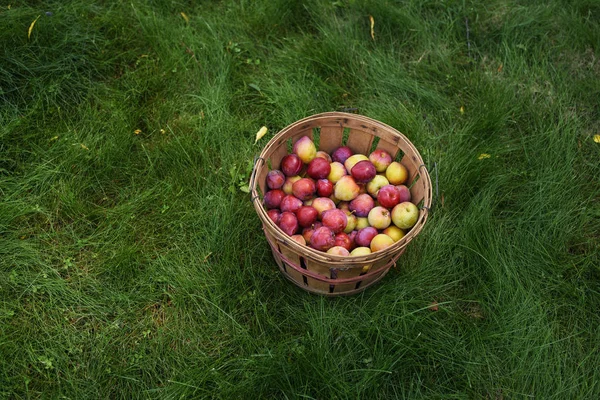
[250,112,432,296]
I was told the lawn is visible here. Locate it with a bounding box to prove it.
[1,0,599,398]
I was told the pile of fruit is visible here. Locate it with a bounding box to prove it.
[263,136,420,257]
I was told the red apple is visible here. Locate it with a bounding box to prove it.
[281,154,303,177]
[295,206,318,228]
[267,209,281,224]
[280,194,303,213]
[377,184,401,209]
[331,146,353,164]
[316,179,334,197]
[266,170,286,190]
[368,149,393,172]
[302,222,322,243]
[263,189,285,209]
[292,178,316,201]
[355,227,378,248]
[351,160,377,183]
[396,185,412,203]
[278,212,299,236]
[307,157,331,180]
[334,232,353,251]
[349,193,374,217]
[321,209,348,234]
[310,226,336,251]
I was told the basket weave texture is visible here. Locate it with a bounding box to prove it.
[251,112,432,296]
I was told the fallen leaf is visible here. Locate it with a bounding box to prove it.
[180,12,189,23]
[497,63,503,73]
[478,153,491,160]
[593,134,600,143]
[134,129,142,135]
[159,129,166,134]
[369,15,375,41]
[80,143,89,150]
[255,126,268,144]
[28,15,40,39]
[50,136,58,141]
[429,301,439,311]
[460,105,465,114]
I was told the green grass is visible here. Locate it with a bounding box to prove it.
[1,0,599,398]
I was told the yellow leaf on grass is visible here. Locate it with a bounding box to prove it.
[255,126,268,144]
[369,15,375,41]
[80,143,89,150]
[478,153,491,160]
[180,12,189,23]
[593,134,600,143]
[134,129,142,135]
[28,15,40,39]
[460,105,465,114]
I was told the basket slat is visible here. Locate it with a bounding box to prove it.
[318,126,344,153]
[346,129,375,156]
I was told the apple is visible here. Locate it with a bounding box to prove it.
[334,232,353,251]
[316,179,334,197]
[350,160,377,183]
[302,221,322,243]
[343,212,358,234]
[281,154,303,177]
[315,150,332,163]
[310,226,336,251]
[293,136,317,163]
[334,175,360,201]
[267,209,281,224]
[396,184,412,203]
[329,194,341,205]
[292,178,316,201]
[331,146,353,164]
[311,197,336,218]
[349,193,374,217]
[355,227,378,248]
[391,201,419,229]
[327,162,347,183]
[263,189,285,209]
[344,154,369,174]
[366,174,389,197]
[307,157,331,180]
[347,230,358,247]
[356,217,370,230]
[327,246,350,256]
[295,206,318,228]
[280,194,303,213]
[368,149,393,172]
[367,206,392,229]
[278,212,299,236]
[350,247,371,256]
[383,225,405,242]
[282,175,302,195]
[291,234,306,246]
[370,234,394,252]
[321,209,348,234]
[266,170,286,190]
[377,184,401,209]
[385,161,408,185]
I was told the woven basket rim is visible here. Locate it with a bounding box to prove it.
[251,112,432,266]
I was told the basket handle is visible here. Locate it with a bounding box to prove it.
[249,155,264,203]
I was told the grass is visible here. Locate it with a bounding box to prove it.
[1,0,599,398]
